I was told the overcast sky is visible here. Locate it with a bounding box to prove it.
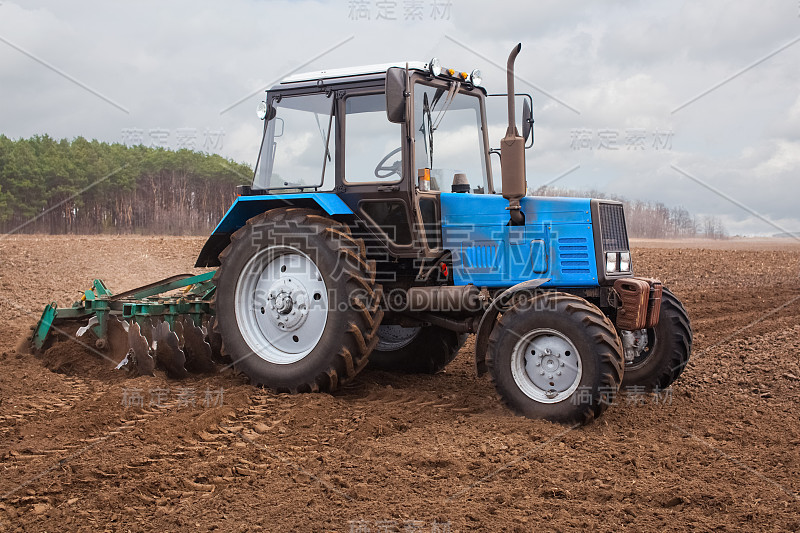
[1,0,798,236]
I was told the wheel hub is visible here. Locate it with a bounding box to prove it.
[512,329,582,403]
[624,328,655,368]
[275,293,293,314]
[265,278,309,332]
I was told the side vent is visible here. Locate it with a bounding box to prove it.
[558,237,590,274]
[462,242,500,270]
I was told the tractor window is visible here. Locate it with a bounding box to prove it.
[344,93,402,184]
[253,92,336,191]
[414,83,487,194]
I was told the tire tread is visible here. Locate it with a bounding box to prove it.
[214,208,382,393]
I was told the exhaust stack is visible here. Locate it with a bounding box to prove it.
[500,43,526,225]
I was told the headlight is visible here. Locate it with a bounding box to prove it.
[606,252,618,273]
[257,101,267,120]
[619,252,631,272]
[429,57,442,76]
[470,69,482,86]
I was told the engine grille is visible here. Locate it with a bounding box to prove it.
[558,237,591,274]
[598,203,629,251]
[462,243,498,270]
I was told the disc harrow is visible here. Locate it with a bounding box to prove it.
[33,271,221,377]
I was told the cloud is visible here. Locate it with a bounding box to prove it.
[0,0,797,235]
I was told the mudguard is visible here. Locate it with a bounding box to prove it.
[474,277,550,376]
[195,194,354,267]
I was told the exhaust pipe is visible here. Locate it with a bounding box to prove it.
[500,43,526,226]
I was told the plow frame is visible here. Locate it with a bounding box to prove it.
[33,271,217,351]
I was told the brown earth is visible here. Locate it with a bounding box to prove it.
[1,235,799,532]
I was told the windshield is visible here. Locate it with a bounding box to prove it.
[414,82,488,194]
[253,92,335,191]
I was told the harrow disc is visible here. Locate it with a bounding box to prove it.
[105,316,130,366]
[75,316,130,367]
[127,321,156,376]
[153,320,188,379]
[69,314,218,379]
[181,317,216,373]
[138,317,157,349]
[205,316,227,364]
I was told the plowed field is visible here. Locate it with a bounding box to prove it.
[1,236,799,532]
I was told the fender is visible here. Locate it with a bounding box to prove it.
[194,193,354,267]
[474,277,550,376]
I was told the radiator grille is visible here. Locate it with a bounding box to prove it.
[599,203,629,251]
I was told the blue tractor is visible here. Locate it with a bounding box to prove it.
[35,45,691,423]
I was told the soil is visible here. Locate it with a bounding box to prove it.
[1,235,799,532]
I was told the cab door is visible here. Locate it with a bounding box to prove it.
[336,89,418,257]
[409,80,492,257]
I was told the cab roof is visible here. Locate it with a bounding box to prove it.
[271,60,487,95]
[276,61,430,89]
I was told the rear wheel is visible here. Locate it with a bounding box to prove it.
[369,325,467,374]
[620,288,692,391]
[214,208,383,393]
[488,292,624,424]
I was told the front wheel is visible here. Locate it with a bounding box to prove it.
[620,288,692,391]
[487,292,624,424]
[214,208,383,393]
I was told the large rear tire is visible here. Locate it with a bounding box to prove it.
[369,325,467,374]
[214,208,383,393]
[487,292,624,424]
[620,288,692,391]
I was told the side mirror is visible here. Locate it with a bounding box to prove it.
[522,98,533,143]
[385,67,406,124]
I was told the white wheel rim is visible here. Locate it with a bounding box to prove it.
[376,325,421,351]
[234,246,328,364]
[510,328,582,404]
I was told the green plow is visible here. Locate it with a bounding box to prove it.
[33,271,222,377]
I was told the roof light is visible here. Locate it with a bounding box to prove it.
[429,57,442,76]
[257,101,267,120]
[447,68,455,76]
[470,69,482,86]
[460,72,469,80]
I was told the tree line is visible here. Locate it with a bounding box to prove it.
[0,135,725,239]
[531,185,727,240]
[0,135,252,235]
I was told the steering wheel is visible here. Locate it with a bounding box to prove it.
[374,147,402,179]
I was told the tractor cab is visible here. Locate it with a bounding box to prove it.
[248,60,502,261]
